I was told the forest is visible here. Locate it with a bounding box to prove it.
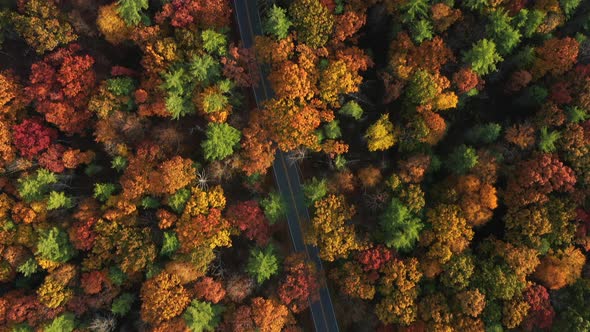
[0,0,590,331]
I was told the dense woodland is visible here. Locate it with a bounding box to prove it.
[0,0,589,331]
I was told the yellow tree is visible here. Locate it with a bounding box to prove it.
[308,194,366,261]
[97,4,133,44]
[365,114,396,152]
[319,60,362,107]
[421,204,473,265]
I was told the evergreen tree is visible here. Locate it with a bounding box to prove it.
[463,39,503,75]
[201,123,241,161]
[46,191,73,210]
[202,29,227,56]
[379,198,423,251]
[265,4,292,40]
[303,177,329,206]
[538,127,560,153]
[246,245,280,284]
[183,300,222,332]
[36,227,75,263]
[339,100,363,120]
[445,145,479,175]
[260,191,286,224]
[116,0,148,26]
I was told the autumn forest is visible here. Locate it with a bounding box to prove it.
[0,0,589,331]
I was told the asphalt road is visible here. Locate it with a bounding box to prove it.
[232,1,340,331]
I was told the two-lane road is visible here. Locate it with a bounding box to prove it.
[232,1,340,331]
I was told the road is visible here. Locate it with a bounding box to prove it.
[232,1,340,331]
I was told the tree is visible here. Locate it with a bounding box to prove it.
[466,123,502,144]
[18,168,57,203]
[116,0,148,26]
[445,145,478,175]
[194,277,226,304]
[202,29,227,56]
[289,0,334,48]
[46,191,73,210]
[26,45,95,135]
[246,246,280,284]
[226,200,271,246]
[486,10,521,55]
[44,313,75,332]
[538,127,560,152]
[504,154,576,207]
[97,4,132,44]
[365,114,396,152]
[278,254,319,312]
[560,0,581,17]
[12,118,57,160]
[534,247,585,290]
[411,19,433,43]
[160,231,180,256]
[183,300,222,332]
[319,60,362,107]
[202,123,241,161]
[521,285,555,331]
[111,293,135,316]
[339,100,363,120]
[309,195,365,261]
[532,37,579,78]
[140,272,191,324]
[93,183,117,202]
[421,204,473,264]
[379,198,423,251]
[330,261,376,300]
[10,0,77,54]
[260,192,286,224]
[265,5,291,39]
[269,61,314,101]
[303,177,329,205]
[36,227,75,263]
[250,297,290,332]
[463,39,503,75]
[440,254,475,291]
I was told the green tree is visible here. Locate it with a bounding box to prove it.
[183,300,222,332]
[260,191,286,224]
[515,9,545,37]
[111,156,127,172]
[401,0,429,23]
[201,123,241,161]
[339,101,363,120]
[140,196,160,209]
[246,246,280,284]
[265,4,291,40]
[379,198,423,251]
[168,188,191,213]
[18,168,57,203]
[190,54,221,86]
[411,19,433,43]
[324,120,342,139]
[44,313,75,332]
[161,231,180,257]
[161,67,195,119]
[17,258,39,277]
[486,10,521,55]
[567,106,588,123]
[463,39,503,75]
[93,183,117,202]
[538,127,560,153]
[116,0,148,26]
[560,0,581,17]
[303,177,328,206]
[406,69,438,104]
[462,0,489,12]
[46,191,73,210]
[36,227,75,263]
[107,77,136,96]
[112,293,135,316]
[466,123,502,144]
[202,29,227,56]
[289,0,334,48]
[445,145,478,175]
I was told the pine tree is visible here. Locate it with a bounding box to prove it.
[265,5,292,40]
[463,39,503,75]
[201,123,241,161]
[246,246,280,284]
[116,0,148,26]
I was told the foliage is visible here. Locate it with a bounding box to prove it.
[36,227,75,262]
[44,313,75,332]
[112,293,135,316]
[183,300,222,332]
[463,39,503,75]
[116,0,148,26]
[303,177,329,205]
[18,168,57,202]
[260,192,286,224]
[264,5,291,40]
[93,183,117,202]
[201,123,241,161]
[379,198,423,251]
[365,114,396,152]
[445,145,478,175]
[289,0,334,48]
[339,100,363,120]
[246,246,280,284]
[46,191,73,210]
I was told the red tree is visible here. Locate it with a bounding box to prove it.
[38,144,66,173]
[222,44,259,88]
[521,284,555,331]
[12,118,57,160]
[226,200,271,246]
[504,154,577,207]
[155,0,232,29]
[356,245,393,272]
[26,44,95,135]
[278,254,319,313]
[193,277,226,304]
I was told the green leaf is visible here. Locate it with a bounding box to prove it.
[264,4,291,40]
[36,227,75,263]
[202,29,227,56]
[260,192,286,224]
[183,300,222,332]
[116,0,148,26]
[303,177,328,206]
[46,191,73,210]
[161,231,180,256]
[111,293,135,316]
